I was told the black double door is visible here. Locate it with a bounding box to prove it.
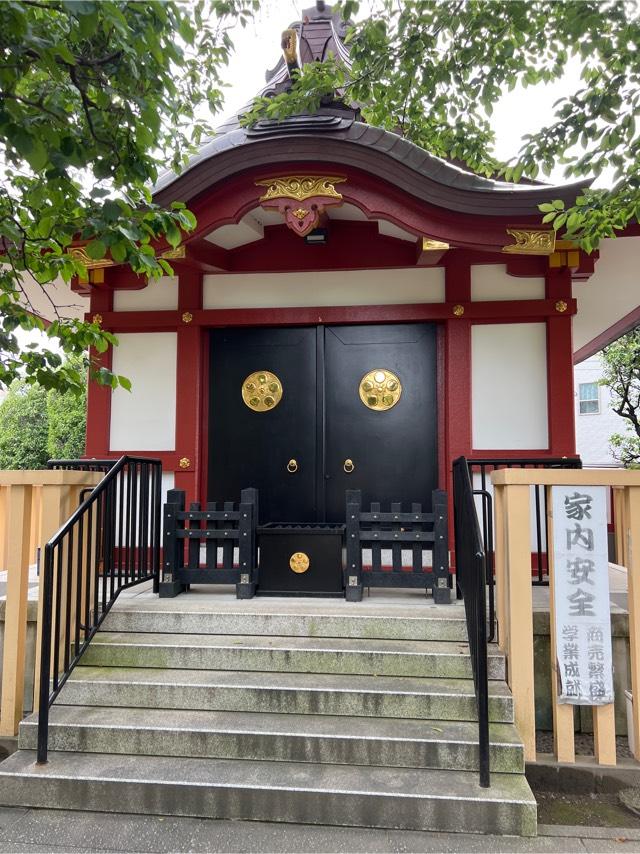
[208,324,438,523]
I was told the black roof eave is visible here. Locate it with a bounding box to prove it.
[153,122,590,218]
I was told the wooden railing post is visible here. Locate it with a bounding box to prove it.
[0,485,7,572]
[493,483,508,652]
[626,484,640,761]
[0,485,33,736]
[613,487,628,567]
[503,482,536,762]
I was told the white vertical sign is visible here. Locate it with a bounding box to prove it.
[552,485,614,705]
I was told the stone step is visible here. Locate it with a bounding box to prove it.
[0,750,537,836]
[83,632,505,680]
[18,706,524,773]
[60,666,514,723]
[102,608,468,642]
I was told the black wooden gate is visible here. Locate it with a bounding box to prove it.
[344,489,450,602]
[159,488,259,598]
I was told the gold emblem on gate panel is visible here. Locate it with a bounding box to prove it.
[242,371,283,412]
[289,552,310,573]
[359,369,402,411]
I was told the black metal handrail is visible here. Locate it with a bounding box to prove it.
[37,455,162,764]
[453,456,490,788]
[467,457,582,585]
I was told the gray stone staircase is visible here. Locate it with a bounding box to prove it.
[0,601,537,836]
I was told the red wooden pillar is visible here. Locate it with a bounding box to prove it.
[85,284,113,457]
[174,268,204,504]
[444,254,472,482]
[443,255,472,576]
[546,267,576,455]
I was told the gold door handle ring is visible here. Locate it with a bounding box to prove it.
[287,459,298,473]
[343,458,355,473]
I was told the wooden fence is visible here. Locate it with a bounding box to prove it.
[0,470,101,737]
[492,468,640,765]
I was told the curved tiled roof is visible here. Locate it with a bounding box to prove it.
[153,115,589,218]
[153,1,589,218]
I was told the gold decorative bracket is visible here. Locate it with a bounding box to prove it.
[70,247,114,271]
[160,245,186,260]
[502,229,556,256]
[549,239,581,270]
[256,175,346,237]
[422,238,450,252]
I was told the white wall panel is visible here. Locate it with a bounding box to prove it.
[471,264,545,301]
[110,332,177,451]
[472,323,548,450]
[203,268,445,308]
[113,276,178,311]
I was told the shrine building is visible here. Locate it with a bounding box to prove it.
[75,0,638,594]
[3,1,640,836]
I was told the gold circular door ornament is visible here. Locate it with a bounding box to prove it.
[242,371,283,412]
[359,369,402,411]
[289,552,310,573]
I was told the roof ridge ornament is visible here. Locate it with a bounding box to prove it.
[281,28,299,75]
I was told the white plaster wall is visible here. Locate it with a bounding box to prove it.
[472,322,549,450]
[471,264,545,301]
[161,472,175,505]
[203,268,445,308]
[109,332,177,451]
[574,354,625,467]
[573,237,640,353]
[113,276,178,311]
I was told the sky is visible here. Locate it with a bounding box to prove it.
[216,0,587,186]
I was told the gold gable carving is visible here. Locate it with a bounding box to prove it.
[256,175,345,203]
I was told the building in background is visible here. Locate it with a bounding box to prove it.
[574,353,625,468]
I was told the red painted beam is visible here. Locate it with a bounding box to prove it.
[90,298,577,333]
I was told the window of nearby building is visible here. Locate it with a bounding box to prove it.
[578,382,600,414]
